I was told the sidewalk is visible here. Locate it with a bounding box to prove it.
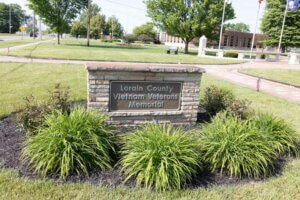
[0,39,54,54]
[204,66,300,102]
[0,55,299,102]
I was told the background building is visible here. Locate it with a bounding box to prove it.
[221,30,267,49]
[158,30,268,50]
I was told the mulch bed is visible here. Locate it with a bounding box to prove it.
[0,115,287,189]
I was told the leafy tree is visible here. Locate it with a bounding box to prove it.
[90,15,106,39]
[133,22,157,39]
[145,0,235,53]
[0,3,26,33]
[261,0,300,48]
[225,22,250,32]
[106,16,124,38]
[28,0,88,44]
[70,21,86,38]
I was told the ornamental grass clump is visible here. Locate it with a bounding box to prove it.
[252,113,298,157]
[22,107,117,179]
[199,112,277,178]
[121,123,200,191]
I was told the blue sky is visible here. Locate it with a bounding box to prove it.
[3,0,266,33]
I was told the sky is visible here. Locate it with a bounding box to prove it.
[2,0,266,33]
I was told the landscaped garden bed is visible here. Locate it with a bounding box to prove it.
[1,63,300,198]
[0,84,297,192]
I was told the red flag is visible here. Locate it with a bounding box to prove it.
[259,0,263,4]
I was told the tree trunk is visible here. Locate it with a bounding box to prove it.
[57,32,60,45]
[184,40,189,54]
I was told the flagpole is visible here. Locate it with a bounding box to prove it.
[250,2,262,60]
[218,0,227,51]
[278,0,289,53]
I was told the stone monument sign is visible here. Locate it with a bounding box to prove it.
[86,62,205,127]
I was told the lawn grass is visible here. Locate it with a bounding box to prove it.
[0,39,38,49]
[0,62,86,118]
[0,62,300,199]
[6,38,243,64]
[239,69,300,87]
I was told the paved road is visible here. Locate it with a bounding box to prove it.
[0,54,299,102]
[0,35,30,41]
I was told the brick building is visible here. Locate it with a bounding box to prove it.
[158,30,268,49]
[221,30,268,49]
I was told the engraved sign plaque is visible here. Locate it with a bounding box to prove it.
[110,81,182,111]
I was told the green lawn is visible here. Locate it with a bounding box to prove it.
[240,69,300,87]
[0,39,38,49]
[0,62,300,199]
[5,38,243,64]
[0,62,86,118]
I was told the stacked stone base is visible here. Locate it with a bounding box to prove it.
[86,62,204,128]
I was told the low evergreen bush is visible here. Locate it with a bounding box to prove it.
[22,107,117,179]
[252,113,298,156]
[224,52,239,58]
[199,113,277,178]
[123,34,137,44]
[200,85,235,116]
[121,123,200,191]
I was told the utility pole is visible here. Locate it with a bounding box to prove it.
[87,0,91,47]
[39,17,42,40]
[33,12,36,39]
[9,4,11,34]
[111,20,114,40]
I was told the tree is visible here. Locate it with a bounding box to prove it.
[225,22,250,32]
[28,0,88,44]
[261,0,300,48]
[0,3,26,33]
[145,0,235,53]
[70,21,86,38]
[133,22,157,40]
[106,16,124,38]
[90,15,106,39]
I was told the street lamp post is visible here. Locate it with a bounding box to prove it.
[9,4,11,34]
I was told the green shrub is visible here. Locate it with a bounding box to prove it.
[17,95,51,133]
[22,107,117,179]
[252,113,298,156]
[17,84,71,133]
[101,39,113,43]
[137,34,154,44]
[205,51,217,56]
[123,34,137,44]
[121,123,200,191]
[224,52,238,58]
[228,99,253,119]
[199,113,277,178]
[200,85,235,116]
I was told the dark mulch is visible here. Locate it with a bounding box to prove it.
[0,116,287,189]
